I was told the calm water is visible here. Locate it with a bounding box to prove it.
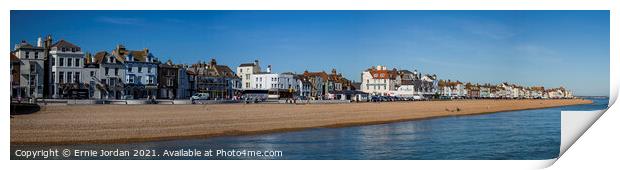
[12,98,609,160]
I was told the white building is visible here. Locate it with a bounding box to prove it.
[250,65,298,99]
[49,40,85,98]
[361,65,401,96]
[236,60,261,89]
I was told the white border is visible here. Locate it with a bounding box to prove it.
[1,0,617,170]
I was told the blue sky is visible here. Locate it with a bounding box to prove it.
[10,10,609,96]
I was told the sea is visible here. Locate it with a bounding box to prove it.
[11,97,609,160]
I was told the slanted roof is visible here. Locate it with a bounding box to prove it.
[51,40,80,49]
[399,70,414,75]
[368,69,399,80]
[128,50,149,62]
[15,40,43,50]
[93,51,110,64]
[215,65,237,78]
[239,63,256,67]
[303,71,329,81]
[10,53,19,62]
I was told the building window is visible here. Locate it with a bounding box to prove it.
[90,71,95,77]
[114,68,119,76]
[75,58,80,67]
[148,67,151,73]
[75,72,80,83]
[138,67,142,73]
[67,72,72,83]
[34,52,39,59]
[67,58,72,67]
[105,67,109,76]
[30,75,36,86]
[128,67,133,72]
[59,72,64,83]
[59,58,64,67]
[52,72,55,83]
[61,48,66,52]
[30,62,36,74]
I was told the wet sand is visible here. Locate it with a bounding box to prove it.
[10,99,592,144]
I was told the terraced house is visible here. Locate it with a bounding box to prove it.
[10,53,21,98]
[12,39,46,99]
[302,71,328,99]
[85,50,126,99]
[188,59,240,99]
[158,60,180,99]
[49,40,85,99]
[113,45,160,99]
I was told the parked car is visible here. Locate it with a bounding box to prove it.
[190,93,210,103]
[413,95,423,100]
[121,95,134,100]
[371,96,382,102]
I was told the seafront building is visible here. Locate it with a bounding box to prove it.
[361,65,401,96]
[114,45,160,99]
[10,36,578,102]
[158,60,180,99]
[236,60,261,89]
[302,71,328,99]
[189,59,240,99]
[12,40,46,99]
[250,65,298,99]
[49,40,85,98]
[10,53,21,98]
[82,53,101,99]
[362,65,438,98]
[176,64,193,99]
[295,74,312,98]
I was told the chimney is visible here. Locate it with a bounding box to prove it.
[210,58,217,67]
[267,65,272,73]
[254,60,259,66]
[37,37,42,47]
[116,44,126,54]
